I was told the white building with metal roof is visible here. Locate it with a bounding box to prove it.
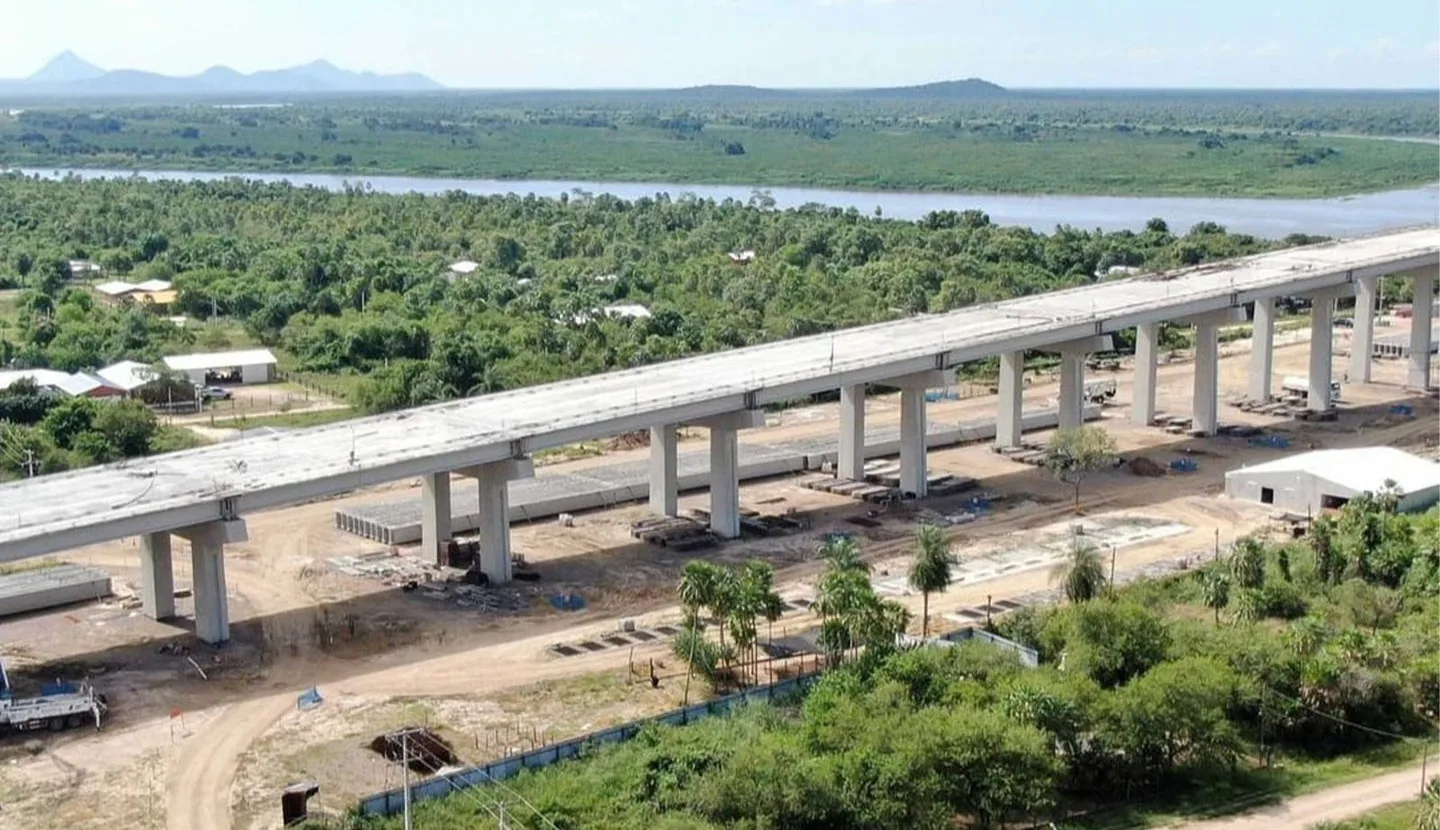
[1224,447,1440,514]
[162,348,277,386]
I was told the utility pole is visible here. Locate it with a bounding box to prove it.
[1109,544,1117,593]
[402,732,413,830]
[23,448,37,478]
[499,799,509,830]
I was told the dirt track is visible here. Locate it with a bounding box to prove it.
[0,323,1435,829]
[1172,765,1433,830]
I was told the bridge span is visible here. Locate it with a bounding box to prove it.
[1,228,1435,642]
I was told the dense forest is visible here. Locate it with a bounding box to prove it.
[345,496,1439,829]
[0,173,1293,421]
[1,90,1436,196]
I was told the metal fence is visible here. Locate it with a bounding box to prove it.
[356,671,824,817]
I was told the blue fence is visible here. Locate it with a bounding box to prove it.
[357,671,823,817]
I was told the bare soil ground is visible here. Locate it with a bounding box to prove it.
[0,323,1434,830]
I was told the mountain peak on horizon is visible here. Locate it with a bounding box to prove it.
[29,50,105,84]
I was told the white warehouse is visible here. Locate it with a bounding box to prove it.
[1225,447,1440,515]
[163,348,277,386]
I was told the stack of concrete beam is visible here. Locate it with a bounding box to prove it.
[334,405,1100,546]
[0,563,112,617]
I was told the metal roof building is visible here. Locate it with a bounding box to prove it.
[1225,447,1440,514]
[162,348,277,385]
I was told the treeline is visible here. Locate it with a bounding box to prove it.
[0,174,1282,415]
[343,496,1438,830]
[0,379,198,478]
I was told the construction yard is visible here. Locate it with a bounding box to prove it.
[0,321,1435,830]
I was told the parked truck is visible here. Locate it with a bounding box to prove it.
[1084,379,1118,403]
[1281,376,1342,402]
[0,658,106,733]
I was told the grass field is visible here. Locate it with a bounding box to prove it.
[3,109,1436,197]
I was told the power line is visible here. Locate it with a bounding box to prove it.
[1261,685,1431,743]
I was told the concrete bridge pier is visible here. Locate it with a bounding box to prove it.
[887,370,948,498]
[140,531,175,621]
[1409,270,1436,391]
[837,384,866,480]
[648,424,679,516]
[1178,309,1243,435]
[1308,288,1343,411]
[1350,275,1378,384]
[693,410,765,538]
[995,351,1025,449]
[1042,336,1112,432]
[420,471,452,565]
[458,458,535,583]
[1131,323,1159,426]
[173,519,248,645]
[1249,297,1276,402]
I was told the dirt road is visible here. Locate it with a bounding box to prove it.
[1172,765,1433,830]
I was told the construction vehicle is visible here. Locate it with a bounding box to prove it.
[0,658,106,733]
[1084,379,1118,403]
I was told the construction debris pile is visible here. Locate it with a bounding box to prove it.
[369,727,459,773]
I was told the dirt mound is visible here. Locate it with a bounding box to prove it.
[1127,456,1166,477]
[368,727,459,773]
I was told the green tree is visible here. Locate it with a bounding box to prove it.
[1044,425,1118,512]
[908,524,954,636]
[1051,537,1107,604]
[1230,535,1266,589]
[1311,516,1344,585]
[40,396,99,450]
[1201,569,1231,625]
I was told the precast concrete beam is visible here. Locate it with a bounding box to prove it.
[1132,323,1158,426]
[1350,275,1377,383]
[838,385,866,480]
[420,471,452,565]
[996,351,1024,449]
[458,459,535,583]
[174,519,247,645]
[140,531,175,621]
[1409,273,1436,391]
[649,424,679,516]
[1309,294,1336,411]
[1177,308,1247,327]
[1249,297,1276,401]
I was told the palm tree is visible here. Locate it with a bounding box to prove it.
[908,524,954,636]
[1201,569,1231,625]
[1415,775,1440,830]
[817,534,866,573]
[1229,536,1266,590]
[1310,516,1342,585]
[678,561,721,627]
[1051,538,1106,604]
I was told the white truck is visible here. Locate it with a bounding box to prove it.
[1281,376,1342,402]
[1084,379,1118,403]
[0,658,106,733]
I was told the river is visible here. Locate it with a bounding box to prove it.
[14,166,1439,237]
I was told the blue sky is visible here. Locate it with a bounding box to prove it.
[2,0,1437,88]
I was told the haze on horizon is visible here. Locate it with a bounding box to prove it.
[3,0,1438,90]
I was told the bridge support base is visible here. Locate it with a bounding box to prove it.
[996,351,1024,449]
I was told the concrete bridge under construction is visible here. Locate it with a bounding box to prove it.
[0,228,1436,644]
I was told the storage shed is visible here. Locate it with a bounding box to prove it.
[1224,447,1440,514]
[163,348,277,386]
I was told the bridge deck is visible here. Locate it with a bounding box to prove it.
[1,228,1435,560]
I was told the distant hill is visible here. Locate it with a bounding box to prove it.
[27,51,105,84]
[851,78,1008,99]
[0,53,443,97]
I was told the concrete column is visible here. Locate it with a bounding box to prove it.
[1132,323,1158,426]
[996,351,1024,449]
[837,385,865,480]
[139,531,175,621]
[420,472,452,565]
[1249,297,1275,402]
[1350,276,1377,383]
[1192,322,1219,435]
[709,424,740,538]
[898,387,928,497]
[462,458,535,583]
[1057,350,1085,430]
[648,424,678,516]
[1410,274,1435,390]
[177,519,246,645]
[1309,295,1335,411]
